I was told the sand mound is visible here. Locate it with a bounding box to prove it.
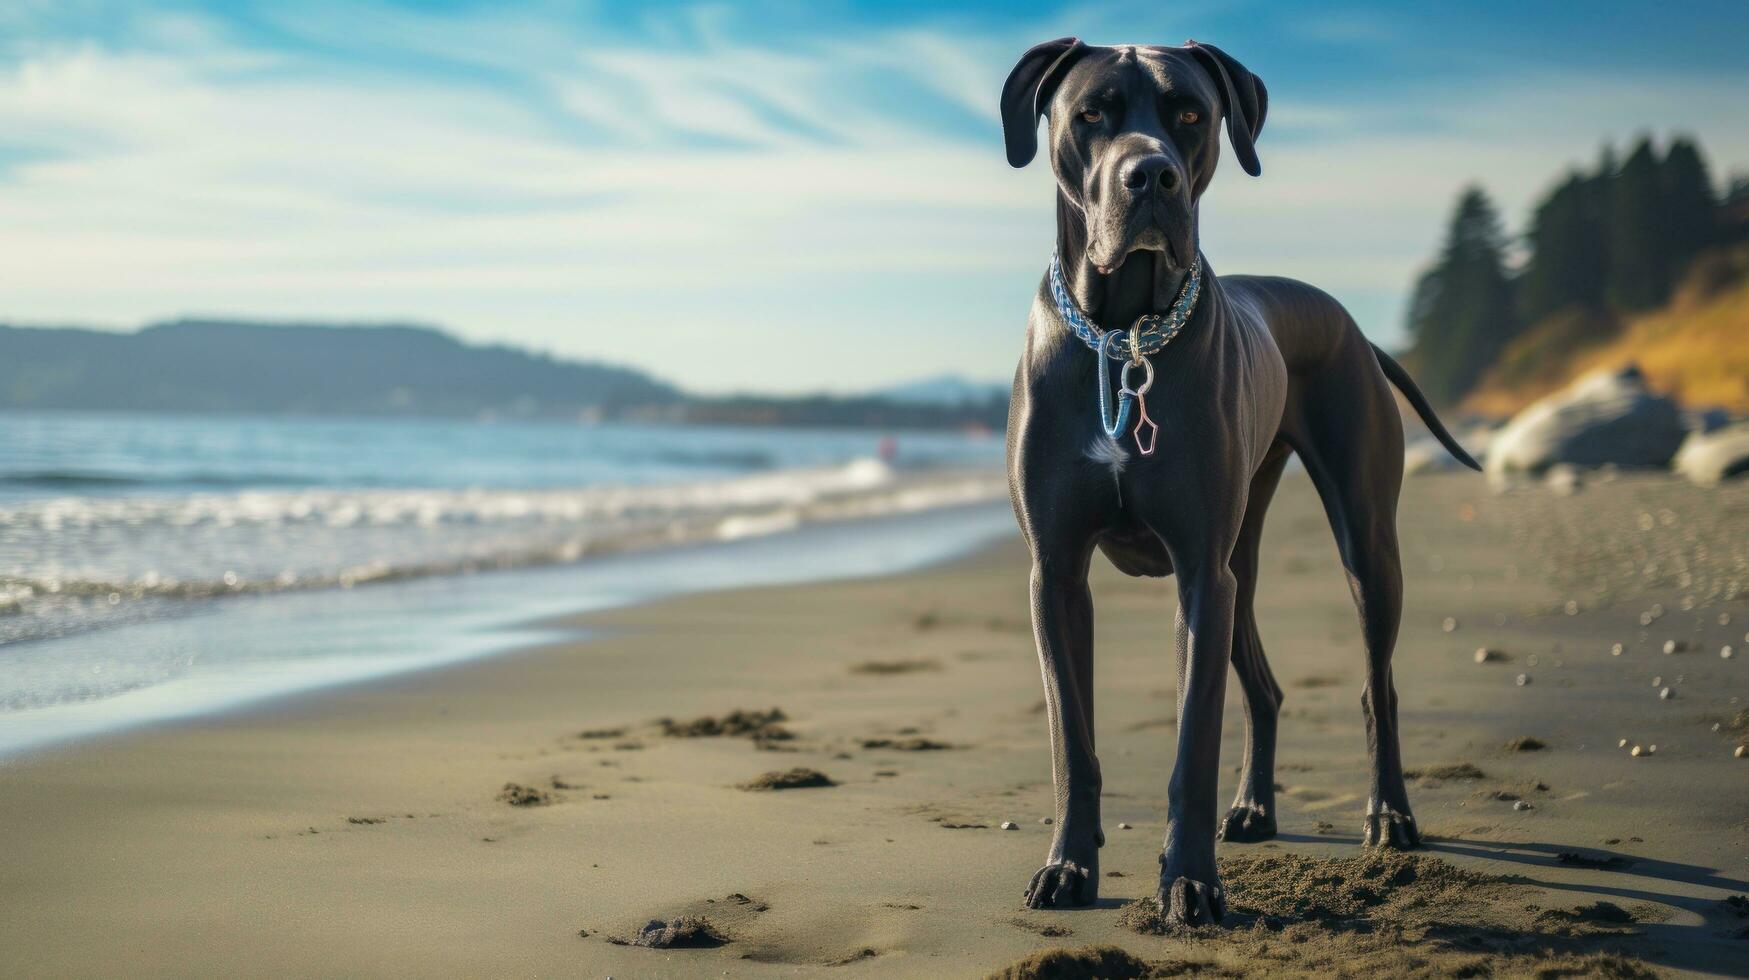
[849,658,941,675]
[1404,762,1486,781]
[1521,953,1661,979]
[1119,852,1507,934]
[1536,900,1636,933]
[1107,852,1666,977]
[659,708,792,742]
[612,915,726,949]
[739,767,835,791]
[985,945,1224,980]
[1556,851,1629,870]
[497,782,552,806]
[1221,850,1505,923]
[860,737,952,751]
[602,893,769,951]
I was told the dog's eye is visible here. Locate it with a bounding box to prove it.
[1178,110,1201,125]
[1080,109,1103,123]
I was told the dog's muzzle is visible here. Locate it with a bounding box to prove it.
[1086,147,1195,273]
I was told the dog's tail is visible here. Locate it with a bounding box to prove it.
[1371,343,1482,472]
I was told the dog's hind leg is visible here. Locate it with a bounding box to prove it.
[1339,497,1419,850]
[1290,365,1421,850]
[1217,444,1292,844]
[1022,536,1105,908]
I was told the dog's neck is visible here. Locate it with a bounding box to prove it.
[1055,194,1198,331]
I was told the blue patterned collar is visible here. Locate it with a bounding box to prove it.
[1048,250,1202,361]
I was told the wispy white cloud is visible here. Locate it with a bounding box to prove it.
[0,4,1743,392]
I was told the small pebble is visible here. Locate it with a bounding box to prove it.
[1474,647,1500,664]
[1513,800,1533,811]
[1723,645,1735,660]
[1663,639,1685,655]
[1630,745,1644,757]
[1736,745,1746,759]
[1564,601,1579,616]
[1647,745,1657,754]
[1442,617,1458,633]
[1527,654,1539,667]
[1001,821,1018,831]
[1610,643,1623,656]
[1039,817,1053,825]
[1659,687,1673,700]
[1639,612,1654,626]
[1720,613,1732,626]
[1651,676,1662,687]
[1618,739,1629,748]
[1515,673,1530,687]
[1117,822,1132,830]
[1712,723,1722,732]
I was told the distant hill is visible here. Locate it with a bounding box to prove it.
[874,374,1010,407]
[0,319,676,418]
[0,318,1009,428]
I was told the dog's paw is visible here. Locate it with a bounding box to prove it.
[1216,802,1276,843]
[1362,805,1421,850]
[1023,861,1096,908]
[1156,874,1226,926]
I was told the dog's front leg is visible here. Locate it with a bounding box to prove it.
[1022,551,1102,909]
[1158,561,1235,926]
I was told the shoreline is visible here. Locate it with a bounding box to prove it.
[0,499,1013,761]
[1,471,1745,977]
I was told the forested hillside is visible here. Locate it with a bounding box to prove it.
[1401,136,1747,411]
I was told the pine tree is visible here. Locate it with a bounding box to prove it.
[1604,138,1668,311]
[1406,187,1519,404]
[1658,137,1717,282]
[1518,172,1607,322]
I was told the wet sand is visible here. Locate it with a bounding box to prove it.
[1,471,1745,978]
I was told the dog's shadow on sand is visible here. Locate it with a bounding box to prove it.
[1273,832,1749,977]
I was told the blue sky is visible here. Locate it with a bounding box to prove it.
[1,1,1745,393]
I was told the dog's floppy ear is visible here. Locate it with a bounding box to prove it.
[1001,37,1085,168]
[1185,40,1267,177]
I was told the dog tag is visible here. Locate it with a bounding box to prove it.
[1133,396,1159,456]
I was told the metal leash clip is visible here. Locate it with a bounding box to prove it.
[1125,325,1158,456]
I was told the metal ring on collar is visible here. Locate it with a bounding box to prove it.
[1119,356,1154,398]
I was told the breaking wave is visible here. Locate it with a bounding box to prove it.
[0,458,1005,647]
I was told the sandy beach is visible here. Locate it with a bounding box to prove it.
[2,470,1746,978]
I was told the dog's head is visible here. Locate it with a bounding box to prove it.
[1002,39,1266,274]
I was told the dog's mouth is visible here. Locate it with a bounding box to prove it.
[1091,215,1193,276]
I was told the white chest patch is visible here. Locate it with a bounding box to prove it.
[1086,435,1129,481]
[1086,435,1129,505]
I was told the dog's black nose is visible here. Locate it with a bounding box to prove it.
[1122,156,1182,195]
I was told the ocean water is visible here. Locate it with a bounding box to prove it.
[0,412,1011,755]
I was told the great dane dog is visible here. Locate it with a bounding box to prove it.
[1001,37,1479,925]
